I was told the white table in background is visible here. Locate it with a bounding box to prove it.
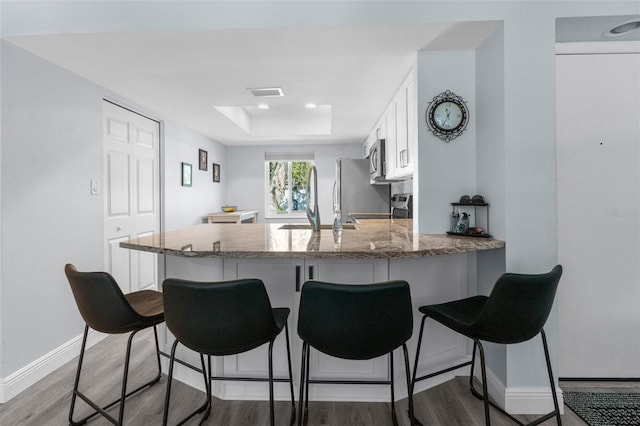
[207,210,258,224]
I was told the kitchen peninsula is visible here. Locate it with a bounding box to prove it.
[122,219,502,258]
[121,219,504,402]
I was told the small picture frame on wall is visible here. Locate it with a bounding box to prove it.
[181,162,192,187]
[213,163,221,182]
[199,149,208,171]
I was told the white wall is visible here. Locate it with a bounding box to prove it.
[475,24,508,384]
[163,124,226,231]
[226,143,361,224]
[0,41,226,400]
[1,41,105,379]
[416,49,477,234]
[476,27,505,243]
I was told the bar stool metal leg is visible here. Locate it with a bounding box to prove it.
[402,343,417,426]
[284,322,296,425]
[389,351,398,426]
[298,341,310,426]
[162,340,209,426]
[268,340,275,426]
[69,325,162,426]
[468,334,562,426]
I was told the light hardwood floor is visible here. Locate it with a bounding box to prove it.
[0,329,606,425]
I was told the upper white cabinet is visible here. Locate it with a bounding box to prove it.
[389,70,417,179]
[383,102,396,177]
[362,126,378,159]
[364,68,417,180]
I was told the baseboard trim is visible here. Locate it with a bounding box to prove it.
[0,329,106,403]
[484,368,564,415]
[560,377,640,382]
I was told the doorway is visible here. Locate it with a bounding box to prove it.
[556,46,640,378]
[103,100,161,292]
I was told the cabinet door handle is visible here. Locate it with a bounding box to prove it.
[295,265,301,292]
[308,265,314,280]
[400,149,408,167]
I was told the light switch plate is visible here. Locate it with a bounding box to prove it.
[90,179,100,195]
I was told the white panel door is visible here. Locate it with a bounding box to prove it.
[103,101,160,292]
[557,52,640,377]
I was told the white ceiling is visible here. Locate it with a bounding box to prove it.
[5,22,500,146]
[6,14,637,147]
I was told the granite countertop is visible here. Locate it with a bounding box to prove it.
[120,219,504,259]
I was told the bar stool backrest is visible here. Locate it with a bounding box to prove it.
[162,278,280,356]
[65,263,144,334]
[298,280,413,360]
[474,264,563,344]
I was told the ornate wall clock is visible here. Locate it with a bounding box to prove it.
[425,90,469,142]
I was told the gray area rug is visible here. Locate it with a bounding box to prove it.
[563,391,640,426]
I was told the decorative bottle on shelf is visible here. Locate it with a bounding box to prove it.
[451,210,459,232]
[454,212,470,234]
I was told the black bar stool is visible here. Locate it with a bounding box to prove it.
[64,263,164,426]
[297,280,416,426]
[411,265,563,426]
[161,278,296,426]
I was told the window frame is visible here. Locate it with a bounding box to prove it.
[264,157,314,219]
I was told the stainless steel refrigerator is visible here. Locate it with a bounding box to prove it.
[333,158,390,223]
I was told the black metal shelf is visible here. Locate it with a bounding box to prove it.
[451,202,489,207]
[449,201,490,237]
[446,231,492,238]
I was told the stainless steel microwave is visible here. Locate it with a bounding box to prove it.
[369,139,385,181]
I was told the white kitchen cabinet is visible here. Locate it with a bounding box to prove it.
[384,103,396,178]
[379,109,387,141]
[221,258,303,400]
[302,258,391,400]
[387,70,416,179]
[363,68,417,180]
[222,258,391,400]
[404,77,417,175]
[362,126,378,159]
[166,254,472,402]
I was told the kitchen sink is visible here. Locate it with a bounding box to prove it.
[278,223,356,230]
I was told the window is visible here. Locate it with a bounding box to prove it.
[265,153,314,218]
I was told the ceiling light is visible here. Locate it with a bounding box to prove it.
[257,103,270,110]
[603,19,640,38]
[248,87,284,97]
[305,103,317,109]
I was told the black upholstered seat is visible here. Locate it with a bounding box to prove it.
[297,280,415,426]
[64,263,164,426]
[412,265,563,426]
[161,278,295,426]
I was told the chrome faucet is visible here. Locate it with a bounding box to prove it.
[306,165,321,232]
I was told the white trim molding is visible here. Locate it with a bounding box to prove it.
[556,40,640,55]
[484,367,564,415]
[0,330,106,403]
[504,385,565,415]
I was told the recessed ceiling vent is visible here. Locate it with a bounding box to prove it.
[248,87,284,97]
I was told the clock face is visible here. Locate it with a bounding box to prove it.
[425,90,469,142]
[432,101,464,131]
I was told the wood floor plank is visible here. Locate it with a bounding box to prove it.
[0,329,609,425]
